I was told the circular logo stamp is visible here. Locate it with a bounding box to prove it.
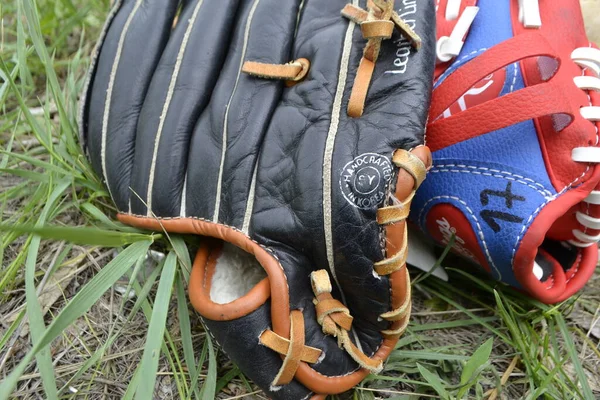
[340,153,393,210]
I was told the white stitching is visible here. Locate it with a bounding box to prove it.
[510,200,550,265]
[101,0,144,202]
[565,252,582,284]
[322,0,357,315]
[417,195,501,279]
[545,274,555,290]
[430,164,553,197]
[508,62,518,93]
[146,0,205,216]
[214,0,261,223]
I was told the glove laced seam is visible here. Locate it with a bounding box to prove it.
[374,149,426,332]
[569,45,600,247]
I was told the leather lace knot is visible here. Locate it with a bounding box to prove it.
[342,0,421,117]
[310,270,384,373]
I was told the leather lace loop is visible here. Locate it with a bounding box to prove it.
[260,310,322,386]
[242,58,310,82]
[310,270,384,373]
[342,0,421,117]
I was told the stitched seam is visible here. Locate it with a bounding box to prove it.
[213,0,261,223]
[565,252,582,284]
[180,175,188,217]
[101,0,143,202]
[433,164,550,191]
[242,163,259,234]
[508,62,518,93]
[510,200,550,266]
[78,0,124,152]
[430,165,553,197]
[418,195,501,279]
[322,0,357,312]
[146,0,205,216]
[546,274,555,290]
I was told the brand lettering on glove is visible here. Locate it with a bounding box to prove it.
[340,153,392,210]
[479,182,526,233]
[387,0,417,74]
[436,217,478,262]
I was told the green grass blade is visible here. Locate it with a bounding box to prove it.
[0,309,25,350]
[416,363,450,400]
[0,240,152,399]
[457,338,493,398]
[123,364,142,400]
[554,314,593,399]
[134,251,178,400]
[200,333,217,400]
[176,272,201,399]
[24,235,58,399]
[0,224,158,247]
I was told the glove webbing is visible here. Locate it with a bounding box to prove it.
[242,1,421,118]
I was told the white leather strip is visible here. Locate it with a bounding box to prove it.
[572,229,600,243]
[213,0,261,223]
[322,0,358,311]
[436,6,479,63]
[445,0,461,20]
[568,239,596,248]
[102,0,144,201]
[242,163,259,234]
[585,190,600,205]
[518,0,541,28]
[146,0,205,216]
[180,174,188,217]
[574,76,600,92]
[572,47,600,77]
[579,106,600,122]
[576,211,600,230]
[572,147,600,163]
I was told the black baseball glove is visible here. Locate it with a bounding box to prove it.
[80,0,435,398]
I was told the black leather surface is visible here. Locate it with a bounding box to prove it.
[81,0,435,398]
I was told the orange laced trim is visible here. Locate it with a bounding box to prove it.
[342,0,422,117]
[376,149,426,337]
